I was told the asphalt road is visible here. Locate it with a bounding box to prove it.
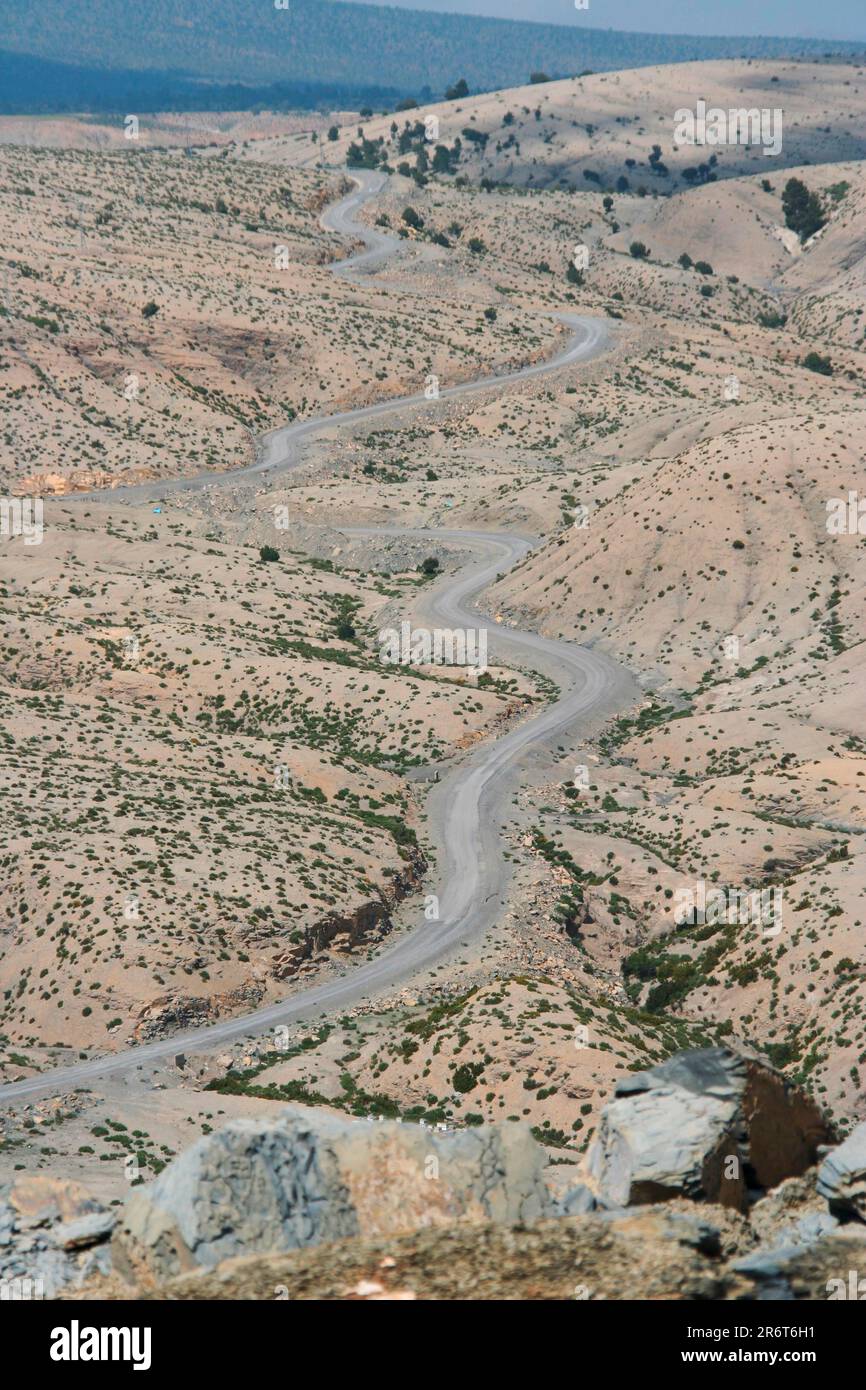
[0,170,630,1103]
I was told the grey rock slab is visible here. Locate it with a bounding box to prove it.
[51,1211,116,1250]
[585,1048,831,1210]
[586,1083,741,1208]
[114,1107,554,1282]
[817,1122,866,1221]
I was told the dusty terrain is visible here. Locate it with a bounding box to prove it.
[0,144,557,495]
[0,498,547,1058]
[278,58,866,188]
[1,56,865,1208]
[0,111,339,154]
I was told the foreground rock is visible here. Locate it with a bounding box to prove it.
[8,1046,855,1299]
[817,1122,866,1222]
[129,1206,746,1302]
[0,1176,114,1298]
[113,1108,553,1283]
[69,1195,866,1303]
[115,1216,866,1302]
[584,1048,832,1210]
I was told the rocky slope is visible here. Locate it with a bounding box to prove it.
[5,1047,866,1301]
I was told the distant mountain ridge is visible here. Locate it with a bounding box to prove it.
[0,48,401,117]
[0,0,863,113]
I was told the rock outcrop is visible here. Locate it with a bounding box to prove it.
[584,1048,832,1210]
[131,1205,745,1302]
[271,848,426,980]
[6,1046,858,1300]
[113,1108,552,1284]
[0,1177,115,1298]
[817,1121,866,1221]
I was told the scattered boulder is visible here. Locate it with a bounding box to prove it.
[817,1121,866,1221]
[7,1175,102,1226]
[113,1108,554,1284]
[0,1177,113,1298]
[584,1048,831,1210]
[52,1212,117,1252]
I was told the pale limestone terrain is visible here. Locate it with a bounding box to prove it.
[0,110,339,153]
[279,59,866,188]
[2,58,866,1197]
[0,499,536,1057]
[0,145,555,494]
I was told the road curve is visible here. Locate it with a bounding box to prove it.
[83,169,613,504]
[0,172,628,1103]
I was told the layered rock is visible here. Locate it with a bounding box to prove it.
[817,1121,866,1221]
[584,1047,832,1210]
[0,1177,115,1298]
[113,1108,553,1283]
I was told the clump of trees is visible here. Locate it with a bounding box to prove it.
[802,351,833,376]
[782,177,826,243]
[681,155,717,185]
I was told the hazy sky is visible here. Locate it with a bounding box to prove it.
[349,0,866,42]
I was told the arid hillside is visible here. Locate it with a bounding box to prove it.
[1,55,865,1206]
[0,110,335,153]
[0,144,557,494]
[0,497,538,1059]
[282,59,866,189]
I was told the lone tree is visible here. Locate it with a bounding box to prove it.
[259,545,279,562]
[629,241,650,260]
[782,178,826,243]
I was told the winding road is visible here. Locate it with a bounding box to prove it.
[0,168,632,1103]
